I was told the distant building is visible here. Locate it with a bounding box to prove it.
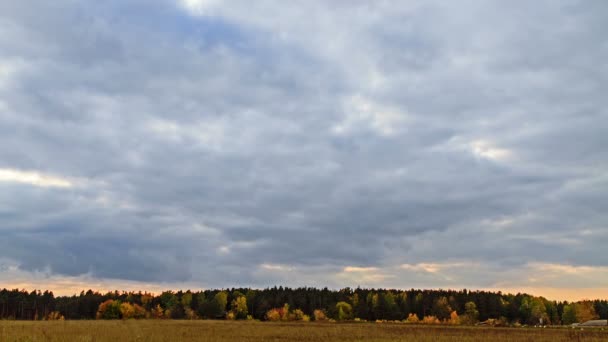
[578,320,608,327]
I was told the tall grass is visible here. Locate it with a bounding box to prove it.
[1,320,606,342]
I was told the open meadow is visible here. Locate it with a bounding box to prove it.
[1,320,607,342]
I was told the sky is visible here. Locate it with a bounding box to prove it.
[0,0,607,301]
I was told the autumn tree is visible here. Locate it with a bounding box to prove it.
[230,295,248,319]
[336,301,353,321]
[120,302,135,319]
[575,301,599,323]
[265,308,281,321]
[96,300,122,319]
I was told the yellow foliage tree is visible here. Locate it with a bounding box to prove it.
[120,303,135,319]
[230,296,248,320]
[575,301,599,323]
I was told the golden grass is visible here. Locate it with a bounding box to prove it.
[1,320,607,342]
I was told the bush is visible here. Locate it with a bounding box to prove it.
[46,311,64,321]
[448,311,460,325]
[151,304,165,319]
[291,309,305,321]
[266,308,281,321]
[405,313,420,323]
[335,302,353,321]
[313,309,327,321]
[422,315,441,324]
[184,308,198,320]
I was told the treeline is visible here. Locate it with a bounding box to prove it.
[0,287,606,325]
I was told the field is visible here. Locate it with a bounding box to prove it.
[1,320,607,342]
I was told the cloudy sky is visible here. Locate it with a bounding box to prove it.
[0,0,606,300]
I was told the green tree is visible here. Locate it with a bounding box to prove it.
[520,296,548,324]
[160,291,178,311]
[562,304,577,325]
[432,297,452,321]
[216,292,228,311]
[181,292,193,308]
[463,301,479,324]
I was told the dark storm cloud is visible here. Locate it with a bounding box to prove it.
[0,0,606,291]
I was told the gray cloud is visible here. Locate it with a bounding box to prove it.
[0,0,606,293]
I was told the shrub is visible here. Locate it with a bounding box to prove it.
[46,311,64,321]
[133,304,146,319]
[291,309,305,321]
[151,304,165,319]
[184,308,198,320]
[266,308,281,321]
[336,302,353,321]
[313,309,327,321]
[280,304,290,321]
[405,313,420,323]
[422,315,441,324]
[448,311,460,325]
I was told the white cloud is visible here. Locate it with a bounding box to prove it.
[337,266,391,284]
[0,0,605,299]
[146,118,227,149]
[333,95,406,136]
[0,168,73,188]
[470,140,513,161]
[260,263,294,272]
[400,262,472,274]
[343,266,379,273]
[179,0,219,16]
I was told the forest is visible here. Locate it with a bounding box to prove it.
[0,287,606,326]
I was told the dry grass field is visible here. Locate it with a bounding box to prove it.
[1,320,607,342]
